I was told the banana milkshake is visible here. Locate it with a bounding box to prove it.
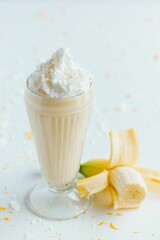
[25,48,93,191]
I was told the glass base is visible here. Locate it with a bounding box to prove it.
[25,182,93,220]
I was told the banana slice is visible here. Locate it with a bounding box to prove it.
[108,128,139,168]
[80,159,109,177]
[77,170,109,198]
[135,167,160,193]
[109,166,147,205]
[95,186,140,209]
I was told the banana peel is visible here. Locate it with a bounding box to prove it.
[77,170,109,198]
[108,128,139,168]
[80,159,109,177]
[79,128,139,177]
[135,167,160,193]
[77,128,160,209]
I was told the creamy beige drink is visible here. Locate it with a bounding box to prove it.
[25,48,93,190]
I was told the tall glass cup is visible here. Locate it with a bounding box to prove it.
[24,79,93,220]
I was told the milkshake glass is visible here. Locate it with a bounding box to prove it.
[24,78,93,219]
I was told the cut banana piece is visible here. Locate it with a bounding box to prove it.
[95,186,140,209]
[80,159,109,177]
[108,128,139,168]
[77,170,109,198]
[135,167,160,193]
[109,166,147,205]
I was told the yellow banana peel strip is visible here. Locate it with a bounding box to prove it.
[77,170,109,198]
[80,159,109,177]
[135,167,160,181]
[135,167,160,193]
[108,128,139,168]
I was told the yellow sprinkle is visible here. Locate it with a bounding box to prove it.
[116,213,122,216]
[92,215,95,218]
[4,217,10,221]
[98,221,104,226]
[83,210,86,214]
[9,211,13,214]
[38,11,45,17]
[107,212,113,215]
[110,222,119,230]
[0,207,6,211]
[73,215,78,219]
[133,232,140,234]
[25,131,32,140]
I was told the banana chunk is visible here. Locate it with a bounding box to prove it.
[77,170,109,198]
[108,128,139,168]
[109,166,147,205]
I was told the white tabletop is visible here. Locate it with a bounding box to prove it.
[1,1,160,239]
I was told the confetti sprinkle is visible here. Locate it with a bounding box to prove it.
[133,232,140,234]
[0,206,6,211]
[131,108,140,112]
[107,212,113,215]
[153,55,160,62]
[25,131,32,140]
[109,222,119,230]
[116,213,122,216]
[98,221,104,226]
[38,11,45,17]
[62,31,69,37]
[73,215,79,219]
[4,217,10,221]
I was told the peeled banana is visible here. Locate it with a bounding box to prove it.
[109,166,147,204]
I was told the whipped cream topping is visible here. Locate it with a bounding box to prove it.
[28,48,92,98]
